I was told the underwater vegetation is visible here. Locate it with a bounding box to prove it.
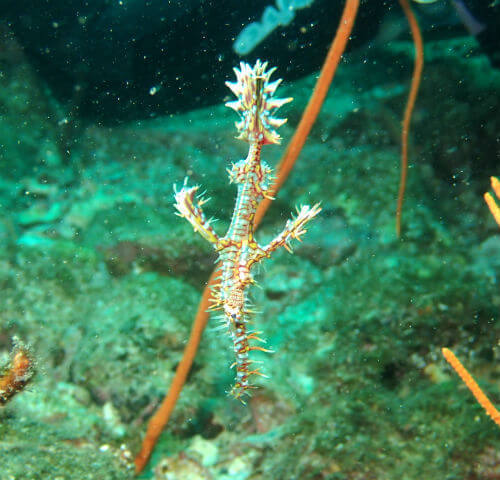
[0,1,499,480]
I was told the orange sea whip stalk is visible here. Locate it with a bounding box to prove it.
[484,176,500,227]
[134,1,360,473]
[134,269,216,472]
[442,348,500,427]
[254,0,360,226]
[396,0,424,237]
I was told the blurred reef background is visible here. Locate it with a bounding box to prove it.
[0,3,499,479]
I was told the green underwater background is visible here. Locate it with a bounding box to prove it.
[1,15,500,480]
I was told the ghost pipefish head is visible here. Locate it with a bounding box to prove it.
[225,60,292,145]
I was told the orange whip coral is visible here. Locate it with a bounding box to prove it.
[254,0,360,226]
[396,0,424,237]
[484,176,500,227]
[442,348,500,427]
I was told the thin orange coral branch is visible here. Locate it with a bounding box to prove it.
[254,0,360,227]
[396,0,424,237]
[484,176,500,227]
[134,268,218,472]
[442,348,500,427]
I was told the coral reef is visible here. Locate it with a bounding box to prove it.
[0,18,499,480]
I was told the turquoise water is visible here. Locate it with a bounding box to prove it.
[0,3,499,479]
